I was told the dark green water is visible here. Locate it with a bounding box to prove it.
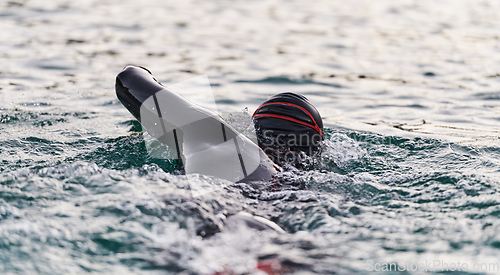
[2,0,500,274]
[2,113,500,274]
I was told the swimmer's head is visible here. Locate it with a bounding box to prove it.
[253,92,323,166]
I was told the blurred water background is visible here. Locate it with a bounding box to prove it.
[1,0,500,274]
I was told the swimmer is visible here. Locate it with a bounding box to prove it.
[116,66,318,274]
[115,66,323,183]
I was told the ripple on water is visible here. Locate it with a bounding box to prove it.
[2,0,500,273]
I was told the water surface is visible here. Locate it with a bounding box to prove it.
[1,0,500,274]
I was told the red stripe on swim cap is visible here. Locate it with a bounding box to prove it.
[253,102,323,137]
[253,113,323,137]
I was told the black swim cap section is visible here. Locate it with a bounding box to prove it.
[254,92,323,133]
[253,92,323,165]
[115,66,164,122]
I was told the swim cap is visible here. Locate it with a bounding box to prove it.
[253,92,323,165]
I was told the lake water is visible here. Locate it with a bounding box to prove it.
[1,0,500,274]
